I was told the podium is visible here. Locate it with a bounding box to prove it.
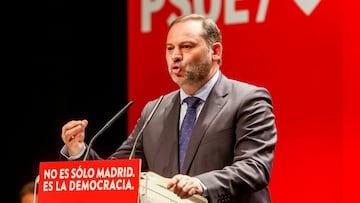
[36,159,207,203]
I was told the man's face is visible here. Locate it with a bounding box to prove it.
[165,20,213,90]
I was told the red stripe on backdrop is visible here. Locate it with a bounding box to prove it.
[128,1,358,202]
[342,0,360,202]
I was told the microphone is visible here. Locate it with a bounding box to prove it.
[83,101,134,161]
[33,175,39,203]
[129,95,164,159]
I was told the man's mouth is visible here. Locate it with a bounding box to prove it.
[171,64,181,74]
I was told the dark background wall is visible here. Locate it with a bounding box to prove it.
[8,1,128,202]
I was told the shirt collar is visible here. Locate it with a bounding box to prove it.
[180,70,220,103]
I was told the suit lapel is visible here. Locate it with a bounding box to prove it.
[181,74,229,173]
[152,93,181,176]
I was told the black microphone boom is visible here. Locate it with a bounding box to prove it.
[83,101,134,161]
[129,95,164,159]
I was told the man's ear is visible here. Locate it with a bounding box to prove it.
[211,42,222,61]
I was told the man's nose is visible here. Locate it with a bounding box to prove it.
[172,49,182,61]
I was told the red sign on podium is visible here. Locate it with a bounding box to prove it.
[37,159,141,203]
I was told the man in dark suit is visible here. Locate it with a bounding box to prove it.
[60,13,277,203]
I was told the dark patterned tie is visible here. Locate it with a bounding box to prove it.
[179,96,202,169]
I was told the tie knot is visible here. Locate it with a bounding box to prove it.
[184,97,202,109]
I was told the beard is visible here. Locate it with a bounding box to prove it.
[183,58,212,86]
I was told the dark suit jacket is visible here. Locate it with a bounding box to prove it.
[84,73,277,203]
